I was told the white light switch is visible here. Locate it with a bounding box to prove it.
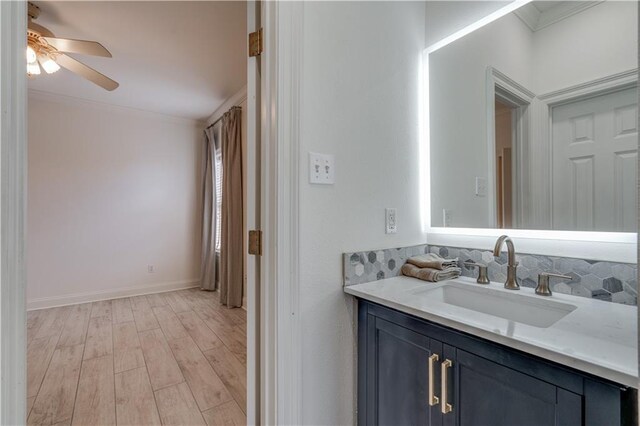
[309,152,335,184]
[385,208,397,234]
[475,177,487,197]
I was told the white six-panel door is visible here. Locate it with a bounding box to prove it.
[552,86,638,232]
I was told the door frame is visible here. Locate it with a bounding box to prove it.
[257,1,303,424]
[485,66,535,229]
[0,0,304,423]
[0,1,27,424]
[246,2,260,424]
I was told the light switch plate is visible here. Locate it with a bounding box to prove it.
[385,208,397,234]
[309,152,335,184]
[443,209,452,227]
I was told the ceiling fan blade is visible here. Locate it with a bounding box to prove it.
[55,54,119,91]
[27,21,54,37]
[43,37,112,58]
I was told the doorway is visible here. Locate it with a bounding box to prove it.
[1,0,282,423]
[23,4,260,420]
[495,97,516,229]
[491,85,530,230]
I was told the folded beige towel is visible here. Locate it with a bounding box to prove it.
[401,263,461,282]
[407,253,459,270]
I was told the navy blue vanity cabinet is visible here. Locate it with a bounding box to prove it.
[451,348,581,426]
[360,314,444,426]
[358,299,637,426]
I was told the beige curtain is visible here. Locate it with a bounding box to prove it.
[220,107,243,307]
[199,125,220,291]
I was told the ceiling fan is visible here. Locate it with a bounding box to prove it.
[27,2,119,91]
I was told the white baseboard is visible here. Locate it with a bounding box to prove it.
[27,279,200,311]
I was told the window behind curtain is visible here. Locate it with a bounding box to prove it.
[215,148,223,251]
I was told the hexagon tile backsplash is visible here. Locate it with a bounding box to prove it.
[343,244,637,305]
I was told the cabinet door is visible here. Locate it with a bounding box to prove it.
[452,349,582,426]
[366,316,443,426]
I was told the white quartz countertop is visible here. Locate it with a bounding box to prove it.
[344,275,638,388]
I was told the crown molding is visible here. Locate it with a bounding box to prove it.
[538,68,638,104]
[515,1,604,32]
[206,85,248,127]
[28,89,206,127]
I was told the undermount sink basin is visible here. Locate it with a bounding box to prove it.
[413,282,577,328]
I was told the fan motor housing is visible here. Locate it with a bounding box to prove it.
[27,2,40,20]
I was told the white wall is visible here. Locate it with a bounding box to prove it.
[533,1,637,94]
[27,92,203,309]
[299,2,426,424]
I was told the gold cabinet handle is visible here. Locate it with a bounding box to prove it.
[428,354,440,406]
[441,359,453,414]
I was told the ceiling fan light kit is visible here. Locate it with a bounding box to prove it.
[37,53,60,74]
[27,29,57,76]
[27,61,41,76]
[26,1,119,91]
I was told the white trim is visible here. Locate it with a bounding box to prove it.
[275,2,302,424]
[26,279,199,311]
[489,67,536,101]
[28,89,205,127]
[257,2,303,424]
[423,1,637,263]
[206,85,248,127]
[246,2,260,424]
[539,68,638,105]
[514,1,603,32]
[0,2,27,424]
[260,1,278,424]
[485,67,536,228]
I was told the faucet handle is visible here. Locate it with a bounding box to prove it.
[535,272,572,296]
[464,262,490,284]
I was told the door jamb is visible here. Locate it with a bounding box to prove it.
[246,1,260,424]
[0,1,27,424]
[486,67,535,229]
[260,2,303,424]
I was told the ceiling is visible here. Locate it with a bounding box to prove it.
[28,1,247,121]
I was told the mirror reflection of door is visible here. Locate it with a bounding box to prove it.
[552,86,638,232]
[495,97,515,229]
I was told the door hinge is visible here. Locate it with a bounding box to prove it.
[248,230,262,256]
[249,28,263,57]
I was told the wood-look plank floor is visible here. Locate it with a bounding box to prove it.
[27,289,247,426]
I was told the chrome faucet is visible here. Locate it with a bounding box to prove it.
[493,235,520,290]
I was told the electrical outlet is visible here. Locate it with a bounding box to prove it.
[475,177,487,197]
[385,208,397,234]
[443,209,452,227]
[309,152,335,184]
[147,265,155,273]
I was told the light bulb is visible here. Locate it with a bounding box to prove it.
[27,61,41,76]
[38,55,60,74]
[26,46,37,64]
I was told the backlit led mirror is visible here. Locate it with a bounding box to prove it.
[429,1,638,232]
